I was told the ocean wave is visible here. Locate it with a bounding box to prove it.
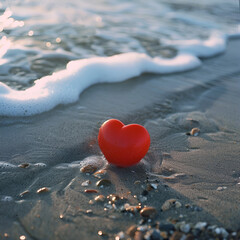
[0,32,236,117]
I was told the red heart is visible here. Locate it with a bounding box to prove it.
[98,119,150,167]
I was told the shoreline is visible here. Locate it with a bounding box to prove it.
[0,39,240,239]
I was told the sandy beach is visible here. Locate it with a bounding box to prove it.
[0,37,239,239]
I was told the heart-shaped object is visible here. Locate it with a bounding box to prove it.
[98,119,150,167]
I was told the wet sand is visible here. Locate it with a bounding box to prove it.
[0,39,240,239]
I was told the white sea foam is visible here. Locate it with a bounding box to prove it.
[167,32,227,58]
[33,163,47,168]
[1,195,13,202]
[0,161,17,169]
[55,160,82,169]
[0,32,236,117]
[79,155,107,169]
[55,155,107,169]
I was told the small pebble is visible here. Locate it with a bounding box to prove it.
[150,183,158,190]
[19,190,30,197]
[80,164,97,174]
[144,229,161,240]
[207,225,217,231]
[140,206,157,218]
[96,179,111,187]
[185,234,195,240]
[175,201,182,208]
[81,180,91,187]
[86,209,93,214]
[84,189,98,193]
[139,196,147,202]
[146,184,154,191]
[170,231,184,240]
[107,194,120,203]
[190,128,200,136]
[215,227,229,238]
[126,225,138,238]
[137,225,148,232]
[160,231,168,239]
[161,199,182,211]
[179,222,191,233]
[115,231,125,240]
[94,169,107,178]
[193,206,202,212]
[95,195,105,202]
[18,163,30,168]
[19,236,26,240]
[89,200,94,205]
[194,222,207,230]
[134,231,145,240]
[98,231,108,237]
[216,186,227,191]
[134,180,141,185]
[36,187,49,194]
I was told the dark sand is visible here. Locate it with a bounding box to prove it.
[0,39,240,239]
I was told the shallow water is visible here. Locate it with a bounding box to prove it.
[0,0,239,116]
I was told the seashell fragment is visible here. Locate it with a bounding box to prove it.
[95,195,105,202]
[84,189,98,193]
[36,187,50,194]
[80,164,97,174]
[190,128,200,136]
[126,225,138,238]
[86,209,93,214]
[18,163,30,168]
[134,180,141,185]
[96,179,111,187]
[140,206,157,218]
[93,169,107,178]
[81,180,91,187]
[19,190,30,197]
